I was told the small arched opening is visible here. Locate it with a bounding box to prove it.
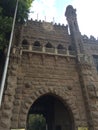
[33,41,42,51]
[57,44,66,54]
[22,39,29,49]
[27,94,75,130]
[57,44,64,49]
[45,42,54,53]
[33,41,41,47]
[45,42,53,48]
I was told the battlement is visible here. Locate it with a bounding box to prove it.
[24,19,68,32]
[82,35,98,44]
[1,5,98,130]
[14,19,71,49]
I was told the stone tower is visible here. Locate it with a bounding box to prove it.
[0,5,98,130]
[65,5,98,130]
[65,5,84,54]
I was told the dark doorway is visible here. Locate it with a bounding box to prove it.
[27,94,74,130]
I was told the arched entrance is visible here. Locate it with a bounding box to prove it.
[27,94,74,130]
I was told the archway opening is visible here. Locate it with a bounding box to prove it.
[57,44,66,54]
[45,42,53,48]
[33,41,42,51]
[22,39,29,49]
[57,44,64,49]
[27,94,74,130]
[33,41,41,47]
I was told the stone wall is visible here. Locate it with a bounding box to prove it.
[0,11,98,130]
[16,20,71,49]
[0,50,88,130]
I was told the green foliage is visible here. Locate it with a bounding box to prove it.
[17,0,33,23]
[0,0,33,22]
[0,0,33,50]
[0,7,13,50]
[28,114,46,130]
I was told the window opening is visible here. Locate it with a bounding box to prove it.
[57,44,66,54]
[33,41,42,51]
[22,39,29,49]
[57,44,64,49]
[45,42,53,48]
[33,41,41,46]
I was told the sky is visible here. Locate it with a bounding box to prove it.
[29,0,98,38]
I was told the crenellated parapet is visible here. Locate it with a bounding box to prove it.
[1,5,98,130]
[24,19,68,32]
[82,35,98,44]
[13,19,72,55]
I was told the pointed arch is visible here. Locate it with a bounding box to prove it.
[45,42,54,53]
[33,41,42,51]
[45,42,53,48]
[17,87,80,129]
[22,39,29,49]
[57,44,66,54]
[27,94,74,130]
[57,44,64,49]
[22,39,29,45]
[33,41,41,47]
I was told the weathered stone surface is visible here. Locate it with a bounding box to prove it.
[0,5,98,130]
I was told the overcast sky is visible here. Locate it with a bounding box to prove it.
[29,0,98,38]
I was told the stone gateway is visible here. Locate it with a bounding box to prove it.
[0,5,98,130]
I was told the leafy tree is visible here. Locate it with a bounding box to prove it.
[0,0,34,82]
[0,7,12,50]
[0,0,33,22]
[0,0,33,50]
[28,114,46,130]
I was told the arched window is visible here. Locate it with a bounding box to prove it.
[45,42,53,48]
[57,44,64,49]
[57,44,66,54]
[22,39,28,45]
[33,41,41,47]
[33,41,42,51]
[45,42,54,53]
[22,39,29,49]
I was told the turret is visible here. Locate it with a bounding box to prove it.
[65,5,84,54]
[65,5,80,33]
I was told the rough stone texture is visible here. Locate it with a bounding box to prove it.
[0,5,98,130]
